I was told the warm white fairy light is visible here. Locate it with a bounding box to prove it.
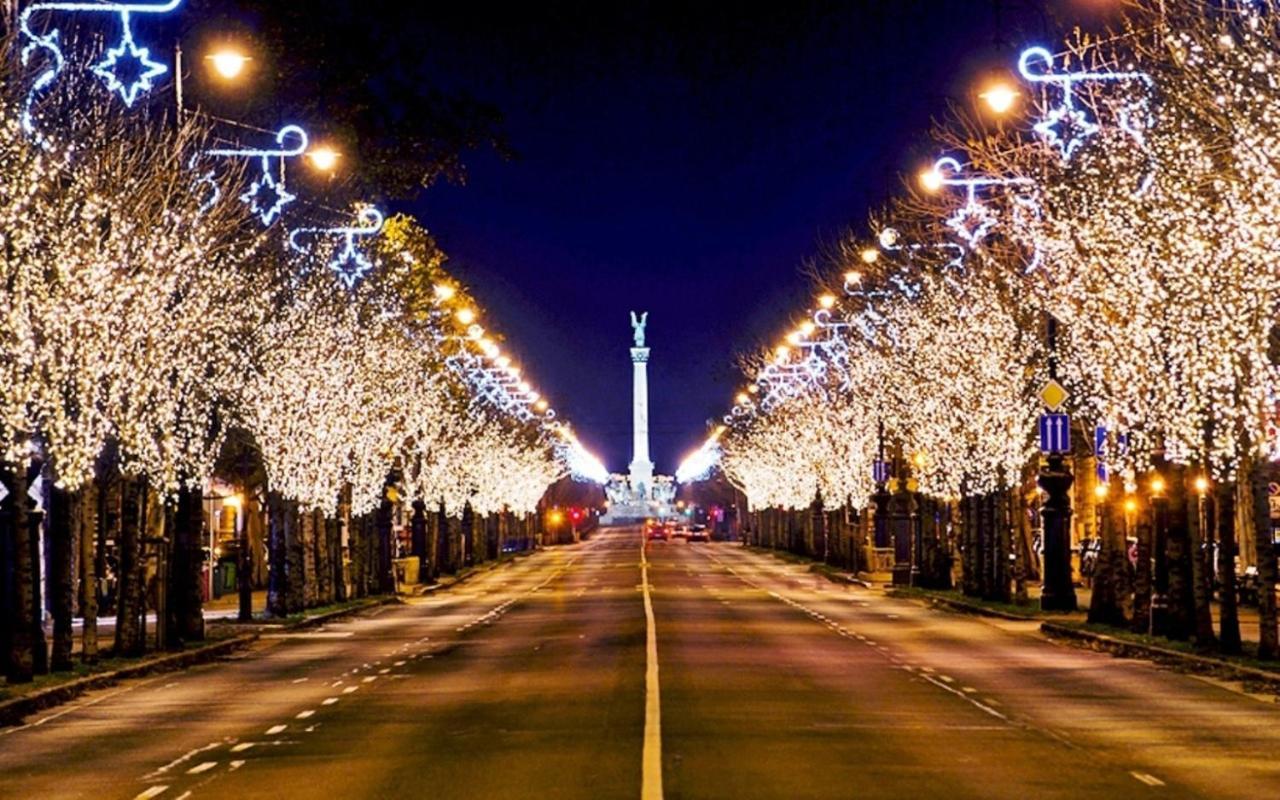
[719,0,1280,508]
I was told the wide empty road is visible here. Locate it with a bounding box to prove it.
[3,526,1280,799]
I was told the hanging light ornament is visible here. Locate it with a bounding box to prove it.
[19,1,182,138]
[206,124,309,226]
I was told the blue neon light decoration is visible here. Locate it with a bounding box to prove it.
[207,125,309,226]
[19,1,182,137]
[1018,46,1151,162]
[289,207,386,289]
[927,156,1033,250]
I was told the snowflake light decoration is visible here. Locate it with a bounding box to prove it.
[19,1,182,137]
[207,125,309,226]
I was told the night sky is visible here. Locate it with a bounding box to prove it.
[361,2,1099,472]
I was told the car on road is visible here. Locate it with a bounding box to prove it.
[672,524,690,539]
[644,520,670,541]
[687,523,710,542]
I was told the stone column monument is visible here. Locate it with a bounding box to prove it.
[629,311,655,495]
[601,312,676,524]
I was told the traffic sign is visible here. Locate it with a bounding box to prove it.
[1039,379,1069,412]
[1039,413,1070,453]
[1094,426,1108,482]
[872,459,890,484]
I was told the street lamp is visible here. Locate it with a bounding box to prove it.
[456,307,477,325]
[206,49,250,80]
[979,81,1020,115]
[818,294,837,310]
[919,166,944,192]
[306,146,341,173]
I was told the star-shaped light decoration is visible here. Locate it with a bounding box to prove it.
[90,13,168,107]
[287,207,385,289]
[329,238,374,289]
[946,200,998,248]
[1033,104,1100,163]
[240,168,296,227]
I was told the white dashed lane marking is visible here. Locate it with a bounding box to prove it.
[1131,772,1165,787]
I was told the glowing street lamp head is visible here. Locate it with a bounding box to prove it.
[1123,497,1138,514]
[844,270,862,285]
[534,399,549,412]
[799,320,815,335]
[818,293,837,310]
[207,50,250,80]
[786,330,803,346]
[735,392,750,405]
[306,146,341,172]
[919,167,944,193]
[1150,476,1166,496]
[979,82,1019,114]
[774,345,791,362]
[1094,482,1108,499]
[433,283,456,301]
[1194,475,1210,495]
[860,248,879,264]
[455,307,476,325]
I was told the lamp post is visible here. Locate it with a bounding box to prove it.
[1038,316,1078,611]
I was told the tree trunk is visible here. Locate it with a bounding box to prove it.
[114,477,147,657]
[1164,472,1194,641]
[238,493,257,621]
[1087,496,1127,627]
[961,495,980,597]
[1215,482,1242,654]
[1251,459,1278,659]
[1131,497,1153,635]
[326,513,342,603]
[49,484,75,672]
[286,500,305,613]
[79,479,99,664]
[376,493,394,593]
[461,503,475,569]
[267,491,288,617]
[436,503,450,576]
[4,464,35,683]
[170,485,205,644]
[301,510,317,609]
[1187,474,1217,649]
[411,500,427,581]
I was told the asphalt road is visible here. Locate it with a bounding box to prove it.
[3,526,1280,799]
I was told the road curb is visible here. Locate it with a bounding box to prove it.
[886,589,1038,622]
[0,633,259,728]
[409,551,535,597]
[1039,622,1280,689]
[285,595,401,629]
[0,593,406,729]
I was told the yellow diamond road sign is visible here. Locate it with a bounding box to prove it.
[1039,379,1068,411]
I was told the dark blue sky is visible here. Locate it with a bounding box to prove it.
[395,1,1087,471]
